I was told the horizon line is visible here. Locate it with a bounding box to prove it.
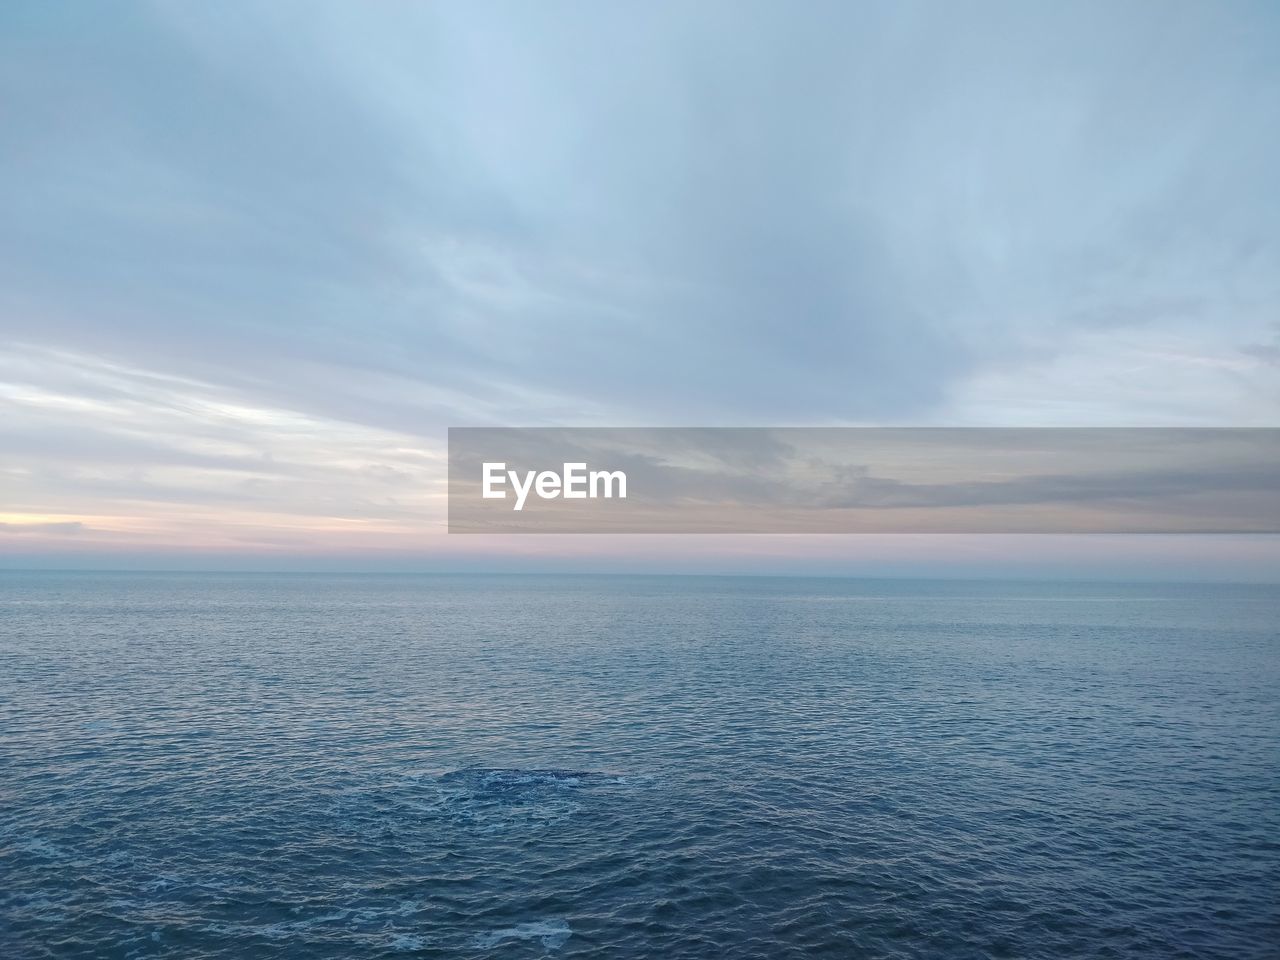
[3,567,1279,586]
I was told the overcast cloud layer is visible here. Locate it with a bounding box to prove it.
[2,1,1278,574]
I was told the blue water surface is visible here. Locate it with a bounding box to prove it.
[2,573,1278,958]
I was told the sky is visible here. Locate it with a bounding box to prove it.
[1,1,1279,578]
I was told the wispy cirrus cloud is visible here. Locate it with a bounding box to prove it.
[0,345,445,550]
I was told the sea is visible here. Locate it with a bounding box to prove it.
[2,572,1278,959]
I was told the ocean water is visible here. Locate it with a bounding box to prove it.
[2,573,1278,959]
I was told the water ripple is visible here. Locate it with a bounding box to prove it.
[2,573,1278,958]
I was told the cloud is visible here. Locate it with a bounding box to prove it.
[1,2,1278,569]
[0,345,445,549]
[3,1,1277,432]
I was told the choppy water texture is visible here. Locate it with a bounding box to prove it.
[2,573,1278,959]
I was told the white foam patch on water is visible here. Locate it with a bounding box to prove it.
[388,933,428,952]
[16,837,66,860]
[472,918,572,951]
[141,873,181,892]
[409,766,649,834]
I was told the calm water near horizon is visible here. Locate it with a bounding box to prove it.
[2,572,1278,958]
